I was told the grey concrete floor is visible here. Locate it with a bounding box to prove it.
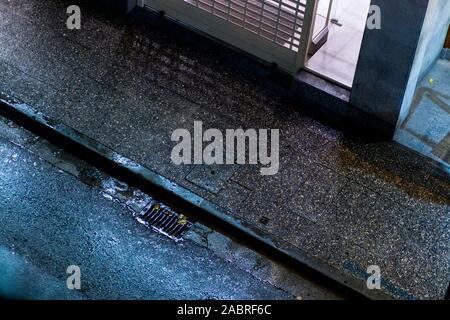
[0,0,448,299]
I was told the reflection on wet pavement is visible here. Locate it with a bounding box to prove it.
[396,59,450,174]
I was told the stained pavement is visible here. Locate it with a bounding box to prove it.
[0,0,448,299]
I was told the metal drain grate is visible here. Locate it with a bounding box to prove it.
[137,202,193,241]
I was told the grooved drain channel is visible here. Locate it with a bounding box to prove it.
[137,202,194,242]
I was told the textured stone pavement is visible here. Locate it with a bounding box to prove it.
[0,0,448,299]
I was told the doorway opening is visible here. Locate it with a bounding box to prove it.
[305,0,371,88]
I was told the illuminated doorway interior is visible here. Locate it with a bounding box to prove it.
[306,0,372,88]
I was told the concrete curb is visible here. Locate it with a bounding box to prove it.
[0,91,394,300]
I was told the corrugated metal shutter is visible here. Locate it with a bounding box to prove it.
[144,0,317,73]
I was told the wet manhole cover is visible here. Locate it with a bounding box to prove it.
[137,202,193,242]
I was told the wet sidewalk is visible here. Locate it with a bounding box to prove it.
[0,0,449,299]
[395,59,450,174]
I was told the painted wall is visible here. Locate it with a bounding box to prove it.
[350,0,429,137]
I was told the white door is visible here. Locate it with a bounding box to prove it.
[144,0,317,73]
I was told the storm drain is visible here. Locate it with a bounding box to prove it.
[137,202,193,241]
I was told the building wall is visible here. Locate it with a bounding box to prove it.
[350,0,430,137]
[350,0,428,137]
[397,0,450,128]
[350,0,450,136]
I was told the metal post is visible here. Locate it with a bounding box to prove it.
[295,0,319,70]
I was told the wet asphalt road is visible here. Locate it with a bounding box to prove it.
[0,134,290,300]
